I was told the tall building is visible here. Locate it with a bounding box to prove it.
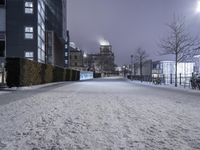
[0,0,66,67]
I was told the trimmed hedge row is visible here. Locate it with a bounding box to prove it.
[6,58,81,87]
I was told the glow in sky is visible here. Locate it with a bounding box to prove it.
[99,38,110,46]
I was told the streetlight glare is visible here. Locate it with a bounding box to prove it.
[196,0,200,13]
[83,53,87,58]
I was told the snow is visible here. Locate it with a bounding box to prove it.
[0,77,200,149]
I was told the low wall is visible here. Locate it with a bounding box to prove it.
[6,58,93,87]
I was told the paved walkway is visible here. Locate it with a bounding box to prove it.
[0,77,200,150]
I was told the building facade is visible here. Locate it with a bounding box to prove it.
[88,45,115,74]
[0,0,66,67]
[133,60,152,76]
[69,46,84,70]
[152,61,195,84]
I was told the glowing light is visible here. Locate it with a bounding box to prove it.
[70,42,76,49]
[83,53,87,58]
[196,0,200,13]
[99,38,110,46]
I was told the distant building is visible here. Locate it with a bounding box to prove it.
[0,0,66,67]
[152,61,195,76]
[88,45,115,74]
[69,46,84,70]
[152,61,195,84]
[133,60,152,76]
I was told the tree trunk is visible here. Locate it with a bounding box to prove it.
[140,58,143,82]
[175,53,178,87]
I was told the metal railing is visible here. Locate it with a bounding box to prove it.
[127,73,195,89]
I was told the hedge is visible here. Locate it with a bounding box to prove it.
[94,73,102,78]
[6,57,89,87]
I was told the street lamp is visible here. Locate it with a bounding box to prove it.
[131,55,133,80]
[196,0,200,13]
[83,52,88,71]
[83,52,87,58]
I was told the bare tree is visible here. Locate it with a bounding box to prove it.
[160,16,199,87]
[134,48,148,80]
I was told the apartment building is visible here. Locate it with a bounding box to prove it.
[0,0,66,67]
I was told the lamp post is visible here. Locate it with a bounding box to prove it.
[122,65,126,77]
[83,52,88,71]
[131,55,133,80]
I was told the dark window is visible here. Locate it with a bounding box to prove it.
[0,41,5,57]
[0,0,5,5]
[74,55,77,59]
[75,62,77,66]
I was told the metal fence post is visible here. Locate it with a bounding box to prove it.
[2,68,4,84]
[163,74,165,85]
[170,74,172,84]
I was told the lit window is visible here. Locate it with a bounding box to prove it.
[25,26,33,39]
[25,2,33,8]
[65,44,68,49]
[25,33,33,39]
[25,8,33,14]
[25,51,34,59]
[25,1,33,14]
[25,27,33,33]
[65,60,68,64]
[65,52,68,57]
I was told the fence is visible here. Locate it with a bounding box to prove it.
[162,74,192,88]
[127,74,193,88]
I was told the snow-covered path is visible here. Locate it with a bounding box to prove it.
[0,77,200,150]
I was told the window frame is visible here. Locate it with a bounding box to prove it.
[24,1,34,14]
[24,26,34,40]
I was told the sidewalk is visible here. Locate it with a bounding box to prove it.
[127,79,200,94]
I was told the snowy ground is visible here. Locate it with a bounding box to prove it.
[0,77,200,150]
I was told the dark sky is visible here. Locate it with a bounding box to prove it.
[67,0,200,65]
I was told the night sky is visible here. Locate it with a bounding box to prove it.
[67,0,200,65]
